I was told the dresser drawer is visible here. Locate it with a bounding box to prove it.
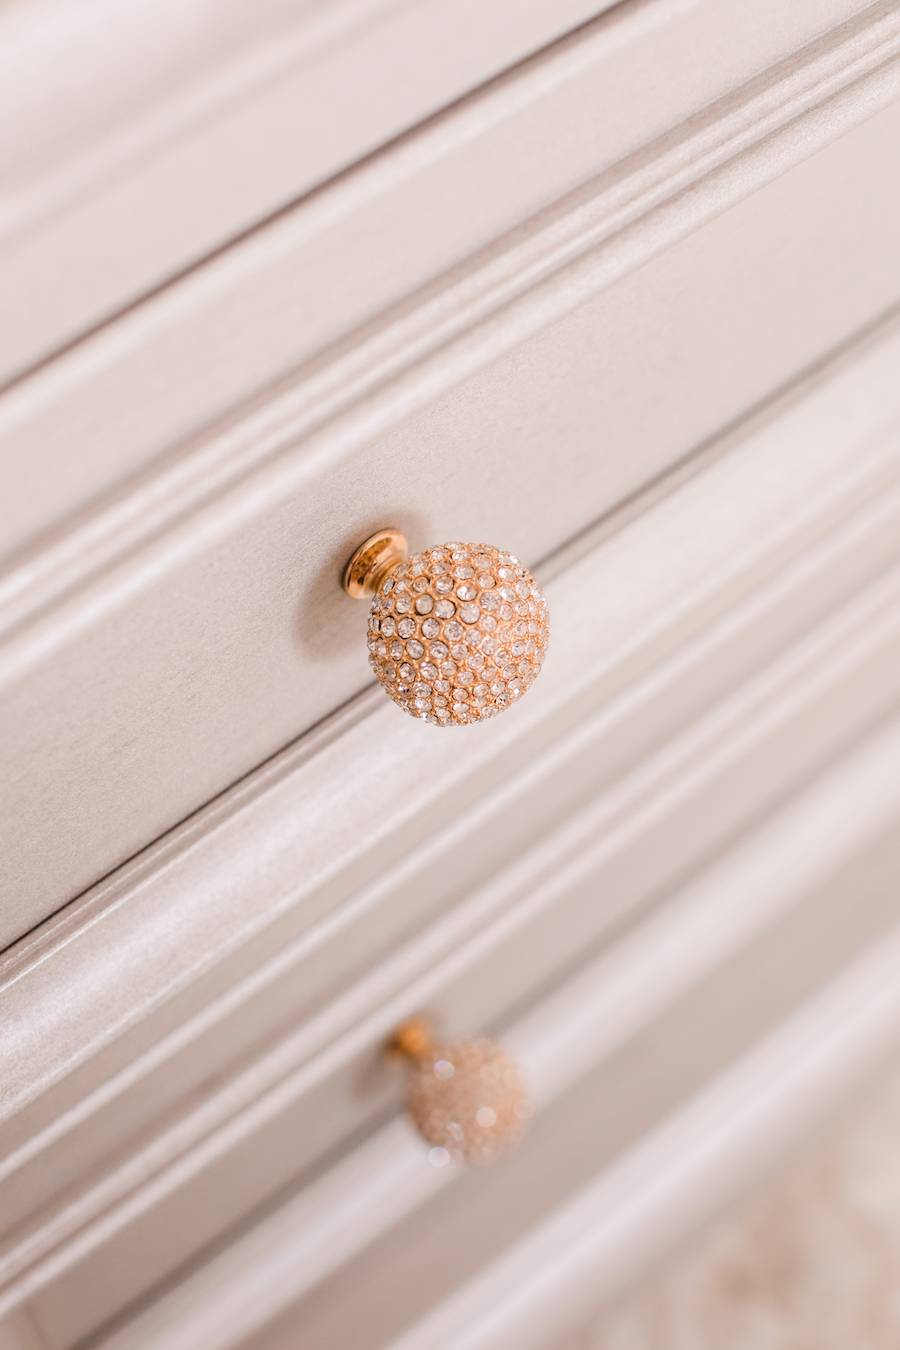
[5,77,900,941]
[2,310,900,1344]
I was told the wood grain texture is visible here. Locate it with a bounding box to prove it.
[2,318,900,1343]
[5,84,900,939]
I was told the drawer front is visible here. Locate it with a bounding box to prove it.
[2,314,900,1344]
[0,0,887,548]
[5,85,900,938]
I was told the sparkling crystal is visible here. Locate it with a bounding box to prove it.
[370,541,549,727]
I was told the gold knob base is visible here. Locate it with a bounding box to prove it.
[342,529,409,599]
[388,1016,434,1062]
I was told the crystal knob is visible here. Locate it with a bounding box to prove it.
[343,529,550,726]
[389,1016,531,1165]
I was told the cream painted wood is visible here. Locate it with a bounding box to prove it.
[0,0,621,383]
[5,93,900,939]
[0,0,892,553]
[244,810,900,1350]
[2,319,900,1344]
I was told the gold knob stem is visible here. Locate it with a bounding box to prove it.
[342,529,409,599]
[389,1016,435,1063]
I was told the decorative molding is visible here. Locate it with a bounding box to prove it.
[2,328,900,1339]
[0,0,895,586]
[78,725,900,1348]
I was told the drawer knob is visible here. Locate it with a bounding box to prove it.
[344,529,550,726]
[389,1016,530,1165]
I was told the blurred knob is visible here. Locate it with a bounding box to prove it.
[390,1016,531,1165]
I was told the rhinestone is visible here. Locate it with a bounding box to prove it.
[370,542,549,727]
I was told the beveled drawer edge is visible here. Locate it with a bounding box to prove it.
[58,738,900,1349]
[2,1,900,649]
[3,327,900,1335]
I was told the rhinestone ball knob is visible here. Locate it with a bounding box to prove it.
[362,538,550,726]
[404,1036,530,1165]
